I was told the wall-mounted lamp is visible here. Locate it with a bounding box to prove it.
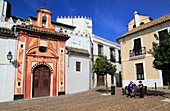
[7,51,13,63]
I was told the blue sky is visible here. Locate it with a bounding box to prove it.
[6,0,170,43]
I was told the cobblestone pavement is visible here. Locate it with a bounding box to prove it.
[0,87,170,111]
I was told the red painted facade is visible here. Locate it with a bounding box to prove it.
[14,8,69,99]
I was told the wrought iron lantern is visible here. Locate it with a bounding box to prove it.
[7,51,13,63]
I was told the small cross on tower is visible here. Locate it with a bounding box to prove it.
[44,0,47,7]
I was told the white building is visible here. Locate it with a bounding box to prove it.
[0,0,17,102]
[0,0,122,102]
[57,16,122,88]
[92,34,122,87]
[0,28,17,102]
[57,16,93,93]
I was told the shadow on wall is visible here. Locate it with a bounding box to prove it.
[12,60,19,68]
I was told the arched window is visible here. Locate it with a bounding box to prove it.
[133,24,136,28]
[60,28,63,31]
[42,16,47,28]
[39,46,47,53]
[140,22,144,25]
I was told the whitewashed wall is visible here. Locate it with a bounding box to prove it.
[65,54,89,94]
[66,33,90,51]
[0,37,17,102]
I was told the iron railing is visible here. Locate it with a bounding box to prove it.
[129,47,146,57]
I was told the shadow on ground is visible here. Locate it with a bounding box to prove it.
[147,90,170,98]
[95,87,122,94]
[95,89,111,93]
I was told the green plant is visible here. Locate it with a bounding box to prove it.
[148,33,170,70]
[93,56,117,93]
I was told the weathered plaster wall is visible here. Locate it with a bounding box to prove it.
[65,54,89,94]
[0,37,17,102]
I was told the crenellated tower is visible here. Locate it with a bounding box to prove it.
[57,15,93,35]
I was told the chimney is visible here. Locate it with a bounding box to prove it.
[134,11,139,27]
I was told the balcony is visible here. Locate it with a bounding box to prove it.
[110,58,116,62]
[110,54,116,62]
[129,47,146,57]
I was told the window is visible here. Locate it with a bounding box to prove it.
[42,17,47,28]
[133,38,142,56]
[61,49,63,53]
[61,81,63,85]
[133,24,136,28]
[140,22,144,25]
[98,44,103,56]
[60,28,63,32]
[18,82,21,86]
[130,37,146,57]
[158,29,168,43]
[76,62,81,71]
[118,50,121,64]
[39,46,47,53]
[21,44,23,48]
[136,63,144,80]
[110,48,116,62]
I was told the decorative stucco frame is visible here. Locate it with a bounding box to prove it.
[30,62,53,98]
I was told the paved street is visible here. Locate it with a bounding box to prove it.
[0,87,170,111]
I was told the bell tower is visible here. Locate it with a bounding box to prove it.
[33,8,55,32]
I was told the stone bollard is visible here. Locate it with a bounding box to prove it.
[155,82,157,89]
[111,86,115,95]
[167,82,170,89]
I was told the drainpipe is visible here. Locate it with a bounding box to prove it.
[88,33,94,89]
[67,51,70,67]
[66,50,70,94]
[14,27,19,95]
[23,32,28,99]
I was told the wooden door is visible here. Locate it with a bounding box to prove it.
[33,65,51,97]
[97,75,105,86]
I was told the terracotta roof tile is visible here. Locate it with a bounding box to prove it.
[0,28,14,35]
[117,14,170,41]
[66,46,89,55]
[14,25,69,37]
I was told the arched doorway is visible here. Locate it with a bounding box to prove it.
[32,65,51,97]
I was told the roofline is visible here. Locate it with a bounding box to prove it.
[10,15,29,21]
[29,15,76,29]
[93,34,120,47]
[0,28,15,37]
[0,33,15,38]
[14,26,70,39]
[66,46,89,55]
[117,14,170,41]
[10,15,76,29]
[68,51,89,56]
